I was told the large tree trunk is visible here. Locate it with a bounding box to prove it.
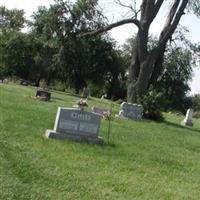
[127,51,158,102]
[126,0,189,102]
[80,0,189,102]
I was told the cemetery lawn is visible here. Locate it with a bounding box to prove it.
[1,83,200,200]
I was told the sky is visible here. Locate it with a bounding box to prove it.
[1,0,199,95]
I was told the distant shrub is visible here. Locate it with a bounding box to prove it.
[115,99,124,104]
[136,89,165,121]
[7,75,21,84]
[87,81,105,98]
[193,111,200,119]
[52,81,66,92]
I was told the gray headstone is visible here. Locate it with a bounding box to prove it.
[118,102,143,120]
[45,107,103,144]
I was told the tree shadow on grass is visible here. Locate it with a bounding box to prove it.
[53,90,82,98]
[51,96,64,101]
[163,120,200,134]
[102,142,116,148]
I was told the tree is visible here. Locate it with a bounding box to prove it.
[30,0,124,94]
[2,33,34,79]
[156,46,193,111]
[123,29,197,111]
[0,6,25,34]
[0,6,26,78]
[81,0,200,102]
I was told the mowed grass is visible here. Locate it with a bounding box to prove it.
[0,83,200,200]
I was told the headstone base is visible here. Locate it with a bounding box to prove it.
[45,129,104,145]
[181,120,193,127]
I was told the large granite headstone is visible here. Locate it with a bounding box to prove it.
[181,108,194,126]
[117,102,143,120]
[45,107,103,144]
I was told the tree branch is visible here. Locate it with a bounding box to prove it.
[140,0,148,18]
[115,0,135,11]
[144,0,155,21]
[78,18,140,37]
[158,0,189,50]
[164,0,181,28]
[153,0,165,19]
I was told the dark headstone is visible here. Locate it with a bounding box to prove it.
[36,88,51,101]
[82,87,90,99]
[20,79,29,86]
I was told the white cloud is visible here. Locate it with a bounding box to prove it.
[0,0,55,19]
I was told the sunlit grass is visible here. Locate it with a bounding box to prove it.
[0,83,200,200]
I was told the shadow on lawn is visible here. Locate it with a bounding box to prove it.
[51,96,65,101]
[163,120,200,134]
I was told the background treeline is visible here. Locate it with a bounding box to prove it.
[0,1,199,118]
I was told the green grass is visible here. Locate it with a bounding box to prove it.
[0,83,200,200]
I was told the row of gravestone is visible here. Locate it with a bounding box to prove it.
[45,102,194,145]
[0,79,8,84]
[34,87,90,102]
[45,102,144,145]
[20,83,195,143]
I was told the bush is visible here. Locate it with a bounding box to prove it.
[51,81,66,92]
[193,111,200,119]
[87,81,105,98]
[136,89,165,121]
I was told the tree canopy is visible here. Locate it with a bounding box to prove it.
[0,1,199,114]
[0,6,26,34]
[81,0,200,101]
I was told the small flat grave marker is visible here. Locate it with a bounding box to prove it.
[45,107,104,144]
[92,106,110,119]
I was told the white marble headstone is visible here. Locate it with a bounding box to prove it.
[181,108,193,126]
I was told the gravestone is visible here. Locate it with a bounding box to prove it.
[36,88,51,101]
[116,102,143,120]
[45,107,104,144]
[101,94,107,100]
[20,79,29,86]
[73,99,88,110]
[3,79,8,84]
[181,108,194,126]
[92,106,110,119]
[82,87,90,99]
